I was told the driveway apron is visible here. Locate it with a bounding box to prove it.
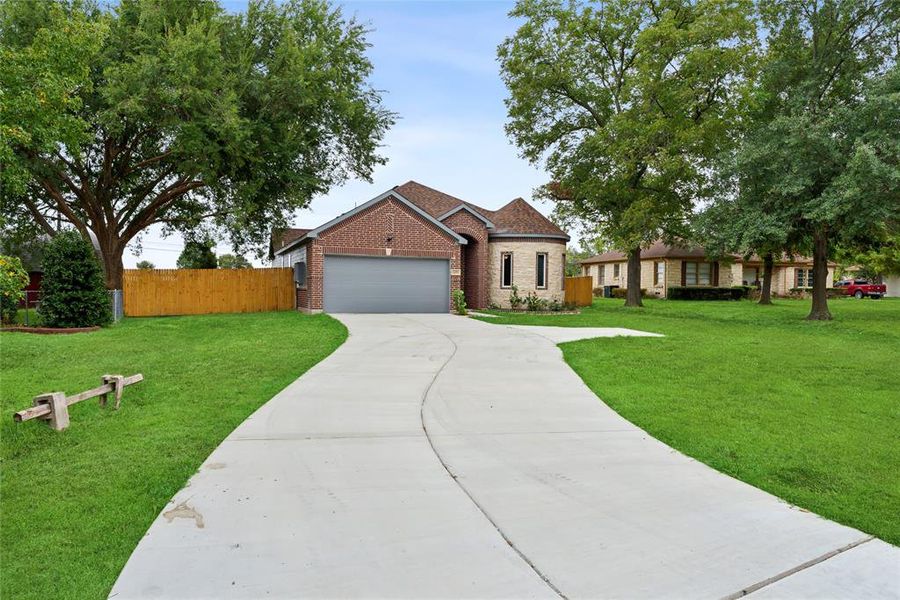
[110,314,899,599]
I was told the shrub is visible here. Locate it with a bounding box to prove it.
[525,292,547,311]
[136,260,155,270]
[592,286,604,297]
[39,231,111,328]
[730,285,752,299]
[547,296,563,311]
[0,255,29,324]
[667,286,744,300]
[509,284,524,309]
[452,289,467,315]
[611,287,648,299]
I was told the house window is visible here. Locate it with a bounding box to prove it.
[683,261,713,286]
[597,265,605,285]
[613,263,620,278]
[796,268,814,288]
[501,252,513,288]
[699,262,711,285]
[684,262,697,285]
[562,254,566,288]
[743,267,759,286]
[654,261,664,286]
[536,253,548,289]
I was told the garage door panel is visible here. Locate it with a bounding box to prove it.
[324,255,449,313]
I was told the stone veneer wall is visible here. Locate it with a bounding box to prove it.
[487,238,566,307]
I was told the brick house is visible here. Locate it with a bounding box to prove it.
[271,181,569,313]
[580,240,835,298]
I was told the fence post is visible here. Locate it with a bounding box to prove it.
[33,392,69,431]
[109,289,123,322]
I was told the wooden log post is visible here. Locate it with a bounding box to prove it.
[102,375,126,409]
[13,374,144,429]
[33,392,69,431]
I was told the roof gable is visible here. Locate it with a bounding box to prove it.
[395,180,568,239]
[274,190,467,255]
[437,204,495,228]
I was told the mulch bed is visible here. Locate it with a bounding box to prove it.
[485,309,581,315]
[1,326,100,335]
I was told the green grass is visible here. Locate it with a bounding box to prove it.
[478,297,900,545]
[1,312,346,600]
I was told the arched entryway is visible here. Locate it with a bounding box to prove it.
[459,233,486,309]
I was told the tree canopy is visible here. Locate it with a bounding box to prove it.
[723,0,899,319]
[1,0,394,288]
[217,253,252,269]
[498,0,756,306]
[176,239,217,269]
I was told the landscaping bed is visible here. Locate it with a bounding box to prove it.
[486,308,580,315]
[0,312,347,600]
[1,325,100,334]
[475,298,900,546]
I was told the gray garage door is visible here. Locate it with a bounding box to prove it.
[324,255,450,313]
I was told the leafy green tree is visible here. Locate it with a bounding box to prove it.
[217,254,252,269]
[39,231,111,327]
[135,260,155,270]
[835,227,900,281]
[1,0,394,289]
[0,255,30,324]
[176,239,217,269]
[733,1,899,320]
[499,0,755,307]
[695,189,795,304]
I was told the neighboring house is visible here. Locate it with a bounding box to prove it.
[271,181,569,313]
[883,274,900,298]
[580,240,835,298]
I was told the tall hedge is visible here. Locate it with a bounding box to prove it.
[39,231,111,328]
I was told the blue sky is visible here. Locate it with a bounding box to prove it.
[130,0,555,267]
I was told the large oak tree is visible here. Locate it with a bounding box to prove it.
[498,0,755,307]
[1,0,394,288]
[731,0,898,320]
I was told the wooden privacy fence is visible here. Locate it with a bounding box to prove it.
[564,276,593,307]
[124,268,295,317]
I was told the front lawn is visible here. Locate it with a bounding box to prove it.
[0,312,346,600]
[478,298,900,545]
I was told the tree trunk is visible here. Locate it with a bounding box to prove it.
[759,253,774,305]
[625,247,643,307]
[98,239,125,290]
[806,228,832,321]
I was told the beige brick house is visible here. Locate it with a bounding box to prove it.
[271,181,569,312]
[580,241,835,298]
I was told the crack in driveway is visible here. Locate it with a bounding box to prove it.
[406,316,568,600]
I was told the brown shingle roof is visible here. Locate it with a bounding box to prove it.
[580,241,828,265]
[271,228,311,253]
[582,240,707,263]
[394,180,568,239]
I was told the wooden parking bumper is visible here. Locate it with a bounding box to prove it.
[13,374,144,431]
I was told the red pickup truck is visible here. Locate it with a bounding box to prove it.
[834,279,886,299]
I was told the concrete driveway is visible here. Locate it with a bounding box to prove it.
[111,314,899,599]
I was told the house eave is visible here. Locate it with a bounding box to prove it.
[488,233,570,241]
